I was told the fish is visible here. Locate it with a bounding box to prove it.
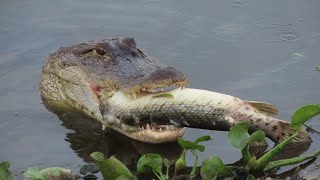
[100,88,310,143]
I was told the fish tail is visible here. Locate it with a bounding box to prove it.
[268,120,311,143]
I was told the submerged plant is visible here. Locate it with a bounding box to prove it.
[18,104,320,180]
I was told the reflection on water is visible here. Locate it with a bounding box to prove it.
[42,99,183,169]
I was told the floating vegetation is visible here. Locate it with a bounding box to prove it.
[1,104,318,180]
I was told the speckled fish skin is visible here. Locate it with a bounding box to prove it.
[103,88,310,143]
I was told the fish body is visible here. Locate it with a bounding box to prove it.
[102,88,309,143]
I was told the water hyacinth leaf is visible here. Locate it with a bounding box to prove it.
[194,135,213,144]
[0,162,13,180]
[23,166,44,180]
[291,104,320,130]
[40,167,71,177]
[177,138,205,152]
[200,156,228,180]
[248,130,266,144]
[228,122,251,149]
[90,152,134,180]
[137,154,163,174]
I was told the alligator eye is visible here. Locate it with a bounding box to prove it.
[93,49,106,56]
[59,60,67,67]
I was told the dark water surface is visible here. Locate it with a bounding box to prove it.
[0,0,319,179]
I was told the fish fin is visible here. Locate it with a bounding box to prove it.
[246,101,279,117]
[271,121,311,143]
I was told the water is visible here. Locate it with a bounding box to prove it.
[0,0,319,178]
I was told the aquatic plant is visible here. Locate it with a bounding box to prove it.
[15,104,320,180]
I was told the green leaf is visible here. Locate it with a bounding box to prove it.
[23,166,44,180]
[291,104,320,130]
[315,64,320,71]
[200,156,229,180]
[137,154,163,175]
[0,162,13,180]
[177,138,205,152]
[24,166,72,180]
[194,135,213,144]
[248,130,266,144]
[40,167,71,177]
[90,152,105,161]
[228,122,251,149]
[90,152,134,180]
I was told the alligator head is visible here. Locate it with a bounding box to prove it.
[40,37,187,143]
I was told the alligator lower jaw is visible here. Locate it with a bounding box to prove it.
[102,106,186,143]
[111,125,186,143]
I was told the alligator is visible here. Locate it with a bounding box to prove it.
[39,37,310,144]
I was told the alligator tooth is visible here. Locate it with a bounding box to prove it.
[141,88,146,91]
[152,127,155,131]
[159,127,162,132]
[146,123,150,129]
[137,90,140,94]
[161,88,164,92]
[132,93,137,99]
[166,125,169,130]
[141,126,144,130]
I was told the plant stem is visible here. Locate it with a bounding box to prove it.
[241,145,252,163]
[190,150,199,178]
[175,150,187,175]
[152,169,165,180]
[255,131,299,170]
[264,150,320,171]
